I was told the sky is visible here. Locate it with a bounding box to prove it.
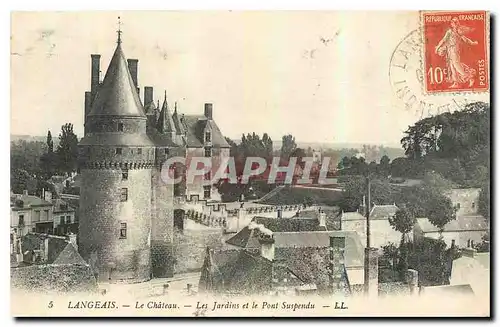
[10,11,489,146]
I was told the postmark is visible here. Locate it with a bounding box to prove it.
[389,29,473,119]
[421,11,489,94]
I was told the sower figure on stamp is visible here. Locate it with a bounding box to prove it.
[434,17,478,89]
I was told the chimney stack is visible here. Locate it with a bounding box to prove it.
[144,86,154,106]
[44,190,52,202]
[67,233,78,252]
[318,209,326,228]
[90,54,101,96]
[43,237,49,262]
[127,59,139,92]
[204,103,213,120]
[329,236,348,294]
[405,269,419,295]
[364,247,379,298]
[23,190,28,196]
[84,91,92,134]
[259,236,275,261]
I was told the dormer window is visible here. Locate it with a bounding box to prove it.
[205,131,211,142]
[118,123,124,132]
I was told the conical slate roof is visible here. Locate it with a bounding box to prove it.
[88,43,145,117]
[156,91,176,134]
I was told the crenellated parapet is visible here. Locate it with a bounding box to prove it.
[80,161,155,169]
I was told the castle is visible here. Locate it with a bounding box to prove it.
[78,29,230,283]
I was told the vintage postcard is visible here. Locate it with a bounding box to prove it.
[10,11,490,317]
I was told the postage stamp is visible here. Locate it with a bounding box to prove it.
[421,11,489,94]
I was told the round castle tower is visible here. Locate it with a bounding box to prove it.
[78,35,154,283]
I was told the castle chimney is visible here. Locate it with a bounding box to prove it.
[90,54,101,96]
[127,59,138,87]
[204,103,213,120]
[84,91,92,134]
[405,269,419,295]
[259,236,275,261]
[144,86,154,106]
[364,247,379,298]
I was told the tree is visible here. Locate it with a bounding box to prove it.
[46,130,54,153]
[379,155,391,177]
[11,168,37,194]
[426,191,456,235]
[389,207,416,245]
[56,123,79,174]
[478,183,490,221]
[280,134,297,160]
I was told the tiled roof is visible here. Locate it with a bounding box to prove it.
[457,215,488,231]
[88,43,145,117]
[11,194,52,209]
[369,204,399,220]
[11,264,98,293]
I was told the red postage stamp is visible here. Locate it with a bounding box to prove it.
[422,11,489,93]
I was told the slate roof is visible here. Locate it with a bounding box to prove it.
[156,95,176,135]
[416,216,488,233]
[227,228,364,268]
[52,199,75,213]
[181,115,230,148]
[198,246,344,295]
[20,233,84,265]
[369,204,399,220]
[79,132,154,146]
[420,284,474,296]
[341,211,366,221]
[10,194,52,209]
[225,216,326,248]
[88,43,145,117]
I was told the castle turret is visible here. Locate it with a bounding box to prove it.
[78,28,154,283]
[157,91,177,140]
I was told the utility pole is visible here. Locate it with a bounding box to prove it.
[363,175,372,296]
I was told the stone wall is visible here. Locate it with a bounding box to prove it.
[79,168,152,283]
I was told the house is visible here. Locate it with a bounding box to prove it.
[445,188,481,216]
[13,232,84,266]
[10,192,54,236]
[199,232,354,296]
[52,199,77,235]
[222,220,365,286]
[450,248,489,297]
[341,204,401,248]
[413,215,488,248]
